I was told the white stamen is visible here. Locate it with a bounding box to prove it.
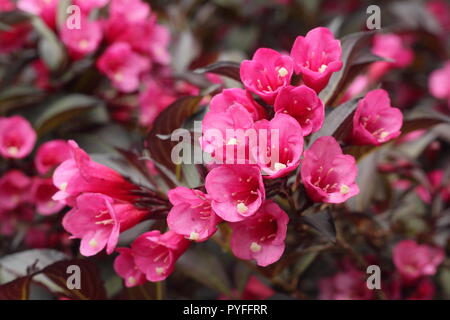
[7,146,18,156]
[60,182,68,191]
[274,162,287,171]
[278,67,288,77]
[237,202,248,214]
[89,238,98,248]
[189,231,200,241]
[340,184,350,194]
[250,242,262,253]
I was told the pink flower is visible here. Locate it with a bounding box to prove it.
[205,165,265,222]
[393,240,444,281]
[209,88,266,121]
[63,193,148,256]
[252,113,303,179]
[368,34,413,81]
[116,19,171,65]
[60,16,102,59]
[201,104,254,164]
[32,178,64,215]
[131,230,190,282]
[301,136,359,203]
[220,275,275,300]
[103,0,170,65]
[240,48,293,104]
[138,79,175,127]
[0,22,31,54]
[109,0,150,22]
[0,116,36,159]
[0,170,31,210]
[34,140,71,175]
[97,42,150,92]
[351,89,403,145]
[427,0,450,33]
[52,140,138,205]
[73,0,109,13]
[274,85,324,136]
[229,200,288,267]
[17,0,57,29]
[167,187,221,242]
[414,170,449,204]
[114,248,146,287]
[0,205,33,236]
[0,0,14,11]
[339,74,369,104]
[406,278,436,300]
[290,27,343,93]
[32,59,50,90]
[319,269,373,300]
[429,61,450,106]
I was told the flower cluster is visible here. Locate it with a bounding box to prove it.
[114,27,406,286]
[0,116,66,238]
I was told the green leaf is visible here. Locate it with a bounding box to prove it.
[146,96,203,173]
[34,94,102,136]
[31,17,66,71]
[176,247,232,296]
[301,209,336,242]
[0,86,45,115]
[0,276,33,300]
[41,259,107,300]
[346,150,379,212]
[309,98,360,146]
[319,31,382,106]
[0,249,67,293]
[194,61,241,82]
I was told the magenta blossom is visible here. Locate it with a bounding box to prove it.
[229,200,288,267]
[109,0,150,22]
[167,187,221,242]
[0,0,14,11]
[17,0,57,29]
[301,136,359,203]
[103,0,170,65]
[319,268,373,300]
[351,89,403,145]
[393,240,444,282]
[209,88,266,121]
[274,85,324,136]
[32,178,64,216]
[63,193,149,256]
[131,230,190,282]
[240,48,293,104]
[205,165,265,222]
[252,113,304,179]
[73,0,109,13]
[290,27,343,93]
[0,170,31,210]
[60,16,102,59]
[429,61,450,107]
[0,116,36,159]
[97,42,150,93]
[52,140,138,205]
[415,170,450,204]
[201,104,254,164]
[0,22,31,54]
[368,34,413,82]
[114,248,147,288]
[34,140,71,175]
[427,0,450,33]
[138,79,175,127]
